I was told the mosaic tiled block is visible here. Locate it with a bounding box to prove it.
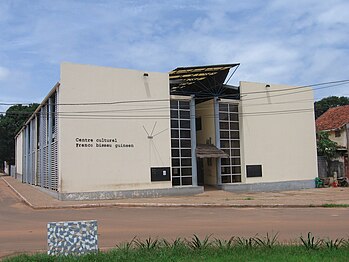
[47,220,98,256]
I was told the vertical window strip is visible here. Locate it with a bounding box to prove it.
[219,102,241,183]
[37,113,41,187]
[31,118,36,185]
[170,100,192,186]
[39,106,46,187]
[42,104,49,189]
[51,92,58,191]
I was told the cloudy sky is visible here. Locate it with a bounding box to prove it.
[0,0,348,112]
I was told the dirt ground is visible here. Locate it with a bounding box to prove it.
[1,176,349,259]
[2,175,349,209]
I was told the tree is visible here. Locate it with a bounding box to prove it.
[0,104,39,170]
[314,96,349,119]
[317,131,338,160]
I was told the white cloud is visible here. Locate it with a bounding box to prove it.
[0,0,348,102]
[0,66,9,80]
[317,2,349,25]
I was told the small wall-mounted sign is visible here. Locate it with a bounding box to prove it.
[151,167,171,181]
[246,165,263,178]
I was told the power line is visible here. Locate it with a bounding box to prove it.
[240,79,349,96]
[0,98,170,106]
[0,101,312,116]
[6,107,315,121]
[2,80,348,121]
[1,79,348,107]
[239,81,349,102]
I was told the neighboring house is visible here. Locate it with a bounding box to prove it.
[14,62,318,200]
[316,105,349,178]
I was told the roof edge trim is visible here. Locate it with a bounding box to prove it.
[15,82,60,138]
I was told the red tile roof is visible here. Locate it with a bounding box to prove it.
[316,105,349,131]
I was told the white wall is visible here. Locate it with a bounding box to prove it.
[240,81,318,183]
[15,132,23,176]
[58,63,172,193]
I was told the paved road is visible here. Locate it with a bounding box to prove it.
[1,179,349,258]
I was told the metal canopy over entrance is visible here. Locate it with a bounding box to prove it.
[169,63,240,99]
[196,144,229,158]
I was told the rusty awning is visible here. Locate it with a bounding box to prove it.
[196,144,229,158]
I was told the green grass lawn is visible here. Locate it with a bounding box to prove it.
[4,233,349,262]
[5,245,349,262]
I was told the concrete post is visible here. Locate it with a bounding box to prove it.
[214,97,222,185]
[190,96,198,186]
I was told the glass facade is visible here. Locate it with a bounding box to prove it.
[219,102,241,183]
[170,100,192,186]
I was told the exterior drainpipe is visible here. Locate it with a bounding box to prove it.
[214,97,222,186]
[190,95,198,186]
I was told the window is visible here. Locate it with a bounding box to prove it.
[51,94,56,135]
[335,130,341,137]
[219,102,241,184]
[170,100,192,186]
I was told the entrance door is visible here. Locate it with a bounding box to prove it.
[197,158,204,186]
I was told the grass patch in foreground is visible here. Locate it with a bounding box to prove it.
[5,245,349,262]
[322,203,349,208]
[244,197,254,200]
[5,233,349,261]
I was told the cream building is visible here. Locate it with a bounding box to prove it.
[15,62,318,200]
[316,105,349,178]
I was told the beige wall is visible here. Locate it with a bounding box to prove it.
[328,128,347,147]
[240,81,318,183]
[58,63,172,193]
[196,100,217,185]
[196,100,216,145]
[15,131,23,175]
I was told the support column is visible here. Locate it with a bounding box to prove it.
[214,97,222,185]
[27,123,31,184]
[190,96,198,186]
[25,126,29,183]
[22,129,25,182]
[29,121,32,184]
